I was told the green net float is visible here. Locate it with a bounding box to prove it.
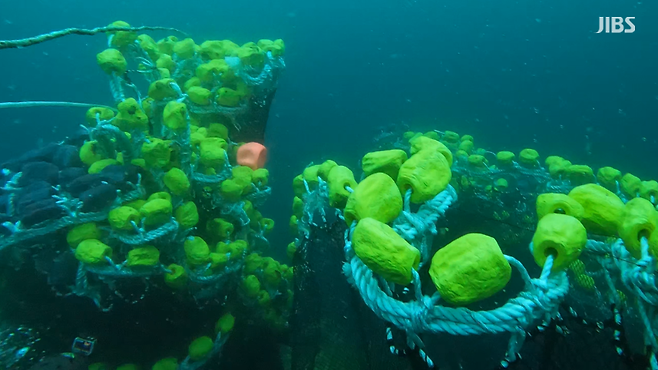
[597,166,622,191]
[188,336,213,361]
[244,253,262,274]
[182,75,201,91]
[544,155,564,167]
[115,98,149,131]
[207,123,229,140]
[173,38,197,59]
[109,206,141,231]
[209,252,228,270]
[620,173,642,198]
[361,149,407,180]
[442,130,460,144]
[184,236,210,266]
[409,136,453,166]
[215,313,235,334]
[85,107,114,126]
[263,262,282,287]
[548,159,572,179]
[152,358,178,370]
[107,20,137,48]
[242,275,261,298]
[518,148,540,168]
[568,184,624,236]
[327,166,358,208]
[257,38,285,57]
[66,223,102,248]
[75,240,113,265]
[494,178,509,192]
[137,33,160,60]
[87,159,118,175]
[429,233,511,306]
[458,140,474,154]
[126,246,160,267]
[157,35,178,55]
[257,290,271,306]
[619,197,657,258]
[316,160,338,182]
[141,138,172,168]
[640,180,658,204]
[216,87,241,107]
[96,48,127,75]
[344,172,402,226]
[123,199,147,211]
[147,78,178,101]
[352,218,420,285]
[287,242,297,261]
[199,138,227,169]
[237,43,265,69]
[536,193,584,220]
[200,39,239,60]
[164,168,190,196]
[292,197,304,219]
[79,140,102,166]
[252,168,269,187]
[532,213,587,272]
[228,240,247,260]
[292,175,306,198]
[207,218,234,240]
[260,218,275,234]
[402,131,416,140]
[162,101,188,131]
[165,264,187,289]
[140,199,173,227]
[397,149,451,204]
[290,215,299,235]
[148,192,172,203]
[423,131,440,141]
[566,164,594,185]
[196,59,230,82]
[302,165,321,190]
[232,166,254,193]
[467,154,487,169]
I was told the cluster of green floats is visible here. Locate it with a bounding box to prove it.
[287,130,654,307]
[56,23,290,370]
[10,20,657,369]
[98,21,284,110]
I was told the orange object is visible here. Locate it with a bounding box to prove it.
[236,142,267,170]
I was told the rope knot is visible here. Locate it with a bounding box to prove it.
[408,296,433,333]
[636,258,650,269]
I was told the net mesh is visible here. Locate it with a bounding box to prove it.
[290,221,415,370]
[287,183,654,370]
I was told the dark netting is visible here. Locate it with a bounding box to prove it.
[231,89,278,144]
[0,27,289,370]
[290,220,418,370]
[422,192,652,370]
[498,303,650,370]
[286,182,655,370]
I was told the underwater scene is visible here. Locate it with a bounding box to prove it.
[0,0,657,369]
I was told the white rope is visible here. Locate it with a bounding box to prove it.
[393,186,457,265]
[585,238,658,305]
[0,101,117,111]
[345,229,568,339]
[582,237,658,367]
